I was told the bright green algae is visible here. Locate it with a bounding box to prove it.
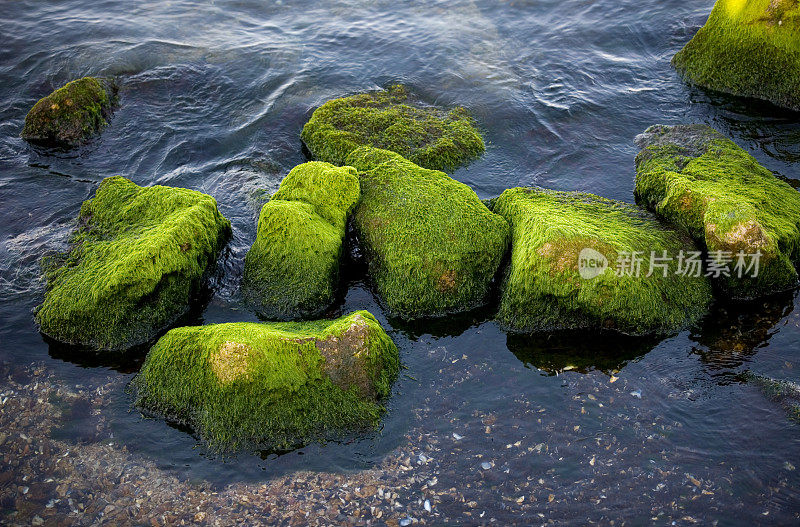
[242,162,360,319]
[35,176,231,351]
[21,77,117,147]
[493,187,712,336]
[301,85,485,173]
[134,311,399,449]
[673,0,800,111]
[345,146,509,320]
[635,124,800,299]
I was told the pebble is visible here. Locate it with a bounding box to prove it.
[2,347,798,526]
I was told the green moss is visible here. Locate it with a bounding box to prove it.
[35,176,231,351]
[345,146,509,320]
[21,77,117,147]
[270,161,360,232]
[301,85,485,173]
[673,0,800,110]
[635,124,800,299]
[134,310,399,449]
[493,187,712,336]
[242,162,360,319]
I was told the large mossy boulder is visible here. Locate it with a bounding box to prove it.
[345,146,509,320]
[242,162,360,319]
[21,77,117,147]
[35,176,231,351]
[673,0,800,111]
[493,187,712,336]
[301,85,484,173]
[134,311,399,449]
[635,124,800,299]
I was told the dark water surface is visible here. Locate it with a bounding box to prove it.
[2,0,800,523]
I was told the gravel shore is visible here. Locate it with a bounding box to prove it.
[3,350,800,526]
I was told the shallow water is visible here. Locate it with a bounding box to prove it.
[1,0,800,523]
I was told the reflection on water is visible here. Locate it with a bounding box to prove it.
[385,304,499,341]
[507,331,657,375]
[44,335,149,374]
[691,292,796,378]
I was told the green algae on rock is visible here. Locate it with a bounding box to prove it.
[672,0,800,111]
[35,176,231,351]
[21,77,117,147]
[635,124,800,299]
[301,85,485,173]
[345,146,509,320]
[134,311,399,449]
[242,162,360,319]
[493,187,712,336]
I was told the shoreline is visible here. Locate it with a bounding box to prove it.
[3,357,799,525]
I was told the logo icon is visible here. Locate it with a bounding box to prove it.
[578,248,608,279]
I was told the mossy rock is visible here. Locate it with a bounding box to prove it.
[21,77,117,147]
[35,176,231,351]
[242,162,360,319]
[134,310,400,449]
[673,0,800,111]
[493,187,712,336]
[301,85,485,173]
[635,124,800,299]
[345,146,509,320]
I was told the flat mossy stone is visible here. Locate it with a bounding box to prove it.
[242,162,360,319]
[493,187,713,336]
[21,77,117,147]
[673,0,800,111]
[35,176,231,351]
[134,311,400,450]
[345,146,509,320]
[635,124,800,299]
[301,85,485,173]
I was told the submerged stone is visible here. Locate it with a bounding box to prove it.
[744,372,800,423]
[242,162,360,319]
[493,187,712,336]
[134,311,399,449]
[35,176,231,351]
[21,77,117,147]
[301,84,484,173]
[672,0,800,111]
[345,146,509,320]
[635,124,800,299]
